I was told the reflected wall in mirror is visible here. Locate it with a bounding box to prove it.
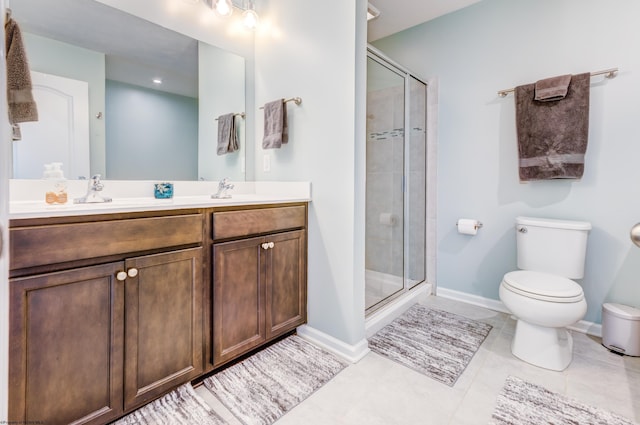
[12,0,246,181]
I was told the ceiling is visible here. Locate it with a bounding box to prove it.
[367,0,482,41]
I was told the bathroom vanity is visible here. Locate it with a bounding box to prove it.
[7,189,309,424]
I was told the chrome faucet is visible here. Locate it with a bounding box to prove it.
[212,178,234,199]
[74,174,113,203]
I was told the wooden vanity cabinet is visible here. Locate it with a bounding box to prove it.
[122,247,203,411]
[211,204,307,367]
[9,212,204,424]
[8,202,309,423]
[10,263,125,425]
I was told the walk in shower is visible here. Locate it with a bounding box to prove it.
[365,47,427,313]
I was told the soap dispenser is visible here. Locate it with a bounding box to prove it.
[44,162,68,204]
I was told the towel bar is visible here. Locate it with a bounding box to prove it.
[215,112,245,121]
[259,97,302,109]
[497,67,618,97]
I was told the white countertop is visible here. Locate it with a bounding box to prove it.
[10,180,311,219]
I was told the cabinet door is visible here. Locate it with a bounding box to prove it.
[213,237,266,366]
[266,230,307,339]
[9,263,124,425]
[123,247,203,410]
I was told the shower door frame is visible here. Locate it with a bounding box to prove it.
[365,46,428,315]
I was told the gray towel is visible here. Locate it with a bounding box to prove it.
[534,74,572,102]
[262,99,288,149]
[515,72,590,181]
[5,17,38,140]
[216,113,238,155]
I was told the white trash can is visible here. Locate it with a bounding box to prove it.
[602,303,640,356]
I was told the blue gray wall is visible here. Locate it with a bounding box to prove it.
[105,80,198,180]
[374,0,640,324]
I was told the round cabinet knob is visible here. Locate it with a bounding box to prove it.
[518,227,528,233]
[261,243,269,250]
[269,242,275,249]
[127,268,139,278]
[631,223,640,247]
[116,271,127,281]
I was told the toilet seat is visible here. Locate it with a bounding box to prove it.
[502,271,584,303]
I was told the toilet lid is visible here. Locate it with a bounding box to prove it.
[502,271,584,303]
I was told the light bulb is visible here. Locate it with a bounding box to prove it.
[243,8,259,30]
[214,0,233,17]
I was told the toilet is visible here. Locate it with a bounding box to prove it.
[499,216,591,371]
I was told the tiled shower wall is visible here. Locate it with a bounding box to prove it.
[366,85,405,278]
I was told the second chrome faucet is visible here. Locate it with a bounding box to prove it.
[74,174,112,203]
[212,178,234,199]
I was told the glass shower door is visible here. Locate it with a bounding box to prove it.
[405,76,427,289]
[365,48,427,313]
[365,56,406,310]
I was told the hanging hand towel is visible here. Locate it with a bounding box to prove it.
[5,17,38,140]
[515,72,590,181]
[262,99,288,149]
[216,113,238,155]
[534,74,572,102]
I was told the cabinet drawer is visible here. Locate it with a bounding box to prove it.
[10,214,203,270]
[212,205,306,240]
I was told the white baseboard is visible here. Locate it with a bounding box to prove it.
[437,287,510,314]
[296,325,370,363]
[568,319,602,338]
[436,286,602,338]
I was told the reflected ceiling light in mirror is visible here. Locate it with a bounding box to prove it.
[367,3,380,21]
[242,0,259,30]
[213,0,233,16]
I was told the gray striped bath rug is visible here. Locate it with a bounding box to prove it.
[490,375,638,424]
[113,383,228,424]
[368,303,492,386]
[203,334,347,425]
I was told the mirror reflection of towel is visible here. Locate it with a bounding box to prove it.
[216,113,238,156]
[262,99,288,149]
[5,17,39,140]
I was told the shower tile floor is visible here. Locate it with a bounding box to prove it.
[196,296,640,424]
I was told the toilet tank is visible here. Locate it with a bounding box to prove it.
[516,216,591,279]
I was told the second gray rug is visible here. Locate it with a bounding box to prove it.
[490,375,638,425]
[368,304,492,386]
[203,335,347,425]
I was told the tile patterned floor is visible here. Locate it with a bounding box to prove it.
[195,296,640,424]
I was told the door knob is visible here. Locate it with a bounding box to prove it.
[127,268,139,278]
[116,271,127,281]
[631,223,640,247]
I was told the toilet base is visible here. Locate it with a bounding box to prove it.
[511,319,573,371]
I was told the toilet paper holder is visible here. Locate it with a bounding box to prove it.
[456,220,483,230]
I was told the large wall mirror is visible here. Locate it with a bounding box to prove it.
[11,0,246,181]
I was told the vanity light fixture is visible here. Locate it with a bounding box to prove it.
[242,0,259,30]
[202,0,260,29]
[367,3,380,21]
